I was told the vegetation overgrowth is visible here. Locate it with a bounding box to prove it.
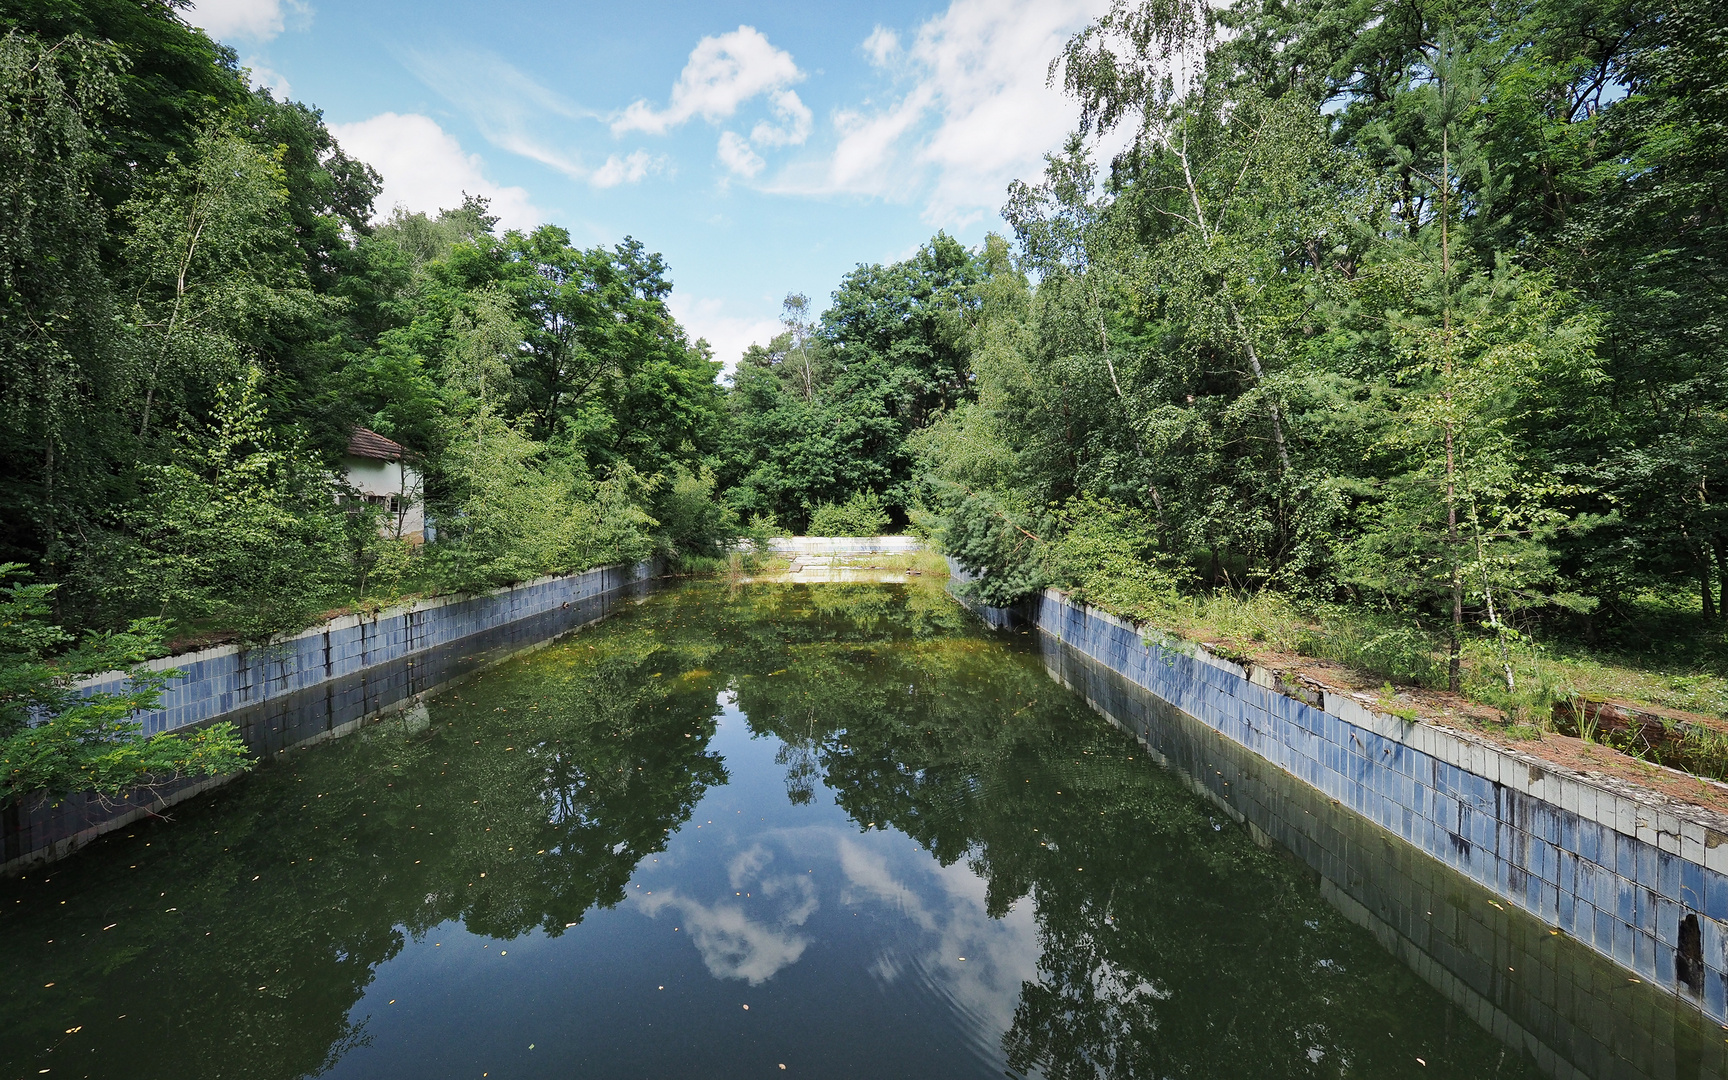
[1,0,1725,798]
[906,0,1728,755]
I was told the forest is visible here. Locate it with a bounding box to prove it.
[0,0,1724,794]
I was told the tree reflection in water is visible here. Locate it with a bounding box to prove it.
[0,612,726,1080]
[0,581,1541,1080]
[722,583,1537,1079]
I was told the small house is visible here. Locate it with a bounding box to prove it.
[342,427,426,544]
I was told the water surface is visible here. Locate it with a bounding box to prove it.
[2,582,1557,1077]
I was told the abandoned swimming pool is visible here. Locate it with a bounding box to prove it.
[0,581,1715,1078]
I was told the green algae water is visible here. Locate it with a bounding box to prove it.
[0,583,1613,1078]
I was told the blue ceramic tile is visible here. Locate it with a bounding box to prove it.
[1616,877,1636,924]
[1611,918,1634,966]
[1657,897,1680,946]
[1705,869,1728,923]
[1656,943,1678,992]
[1636,886,1656,933]
[1557,850,1578,894]
[1615,832,1638,877]
[1637,841,1658,888]
[1658,850,1683,898]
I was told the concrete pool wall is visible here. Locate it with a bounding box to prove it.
[1038,627,1726,1079]
[1,561,660,874]
[953,572,1728,1028]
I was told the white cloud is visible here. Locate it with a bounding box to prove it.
[863,26,901,67]
[910,0,1116,224]
[637,889,810,984]
[614,26,803,135]
[187,0,303,42]
[669,295,782,374]
[750,89,813,147]
[591,149,664,188]
[243,59,290,100]
[327,113,544,232]
[716,131,765,178]
[819,90,932,199]
[634,846,817,986]
[770,0,1114,227]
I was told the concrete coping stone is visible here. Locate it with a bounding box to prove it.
[766,536,923,555]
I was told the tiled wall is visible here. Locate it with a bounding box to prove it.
[965,576,1728,1027]
[2,561,659,873]
[75,561,657,736]
[1039,633,1728,1080]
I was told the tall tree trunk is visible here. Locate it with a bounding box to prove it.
[141,194,206,439]
[1091,280,1172,546]
[1715,532,1728,623]
[1684,525,1718,621]
[1230,306,1292,473]
[1447,426,1462,693]
[1441,120,1462,694]
[1170,130,1291,474]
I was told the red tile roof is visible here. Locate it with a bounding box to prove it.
[346,427,408,461]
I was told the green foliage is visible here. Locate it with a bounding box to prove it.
[653,464,755,562]
[427,409,656,593]
[0,565,247,803]
[807,491,892,537]
[1043,497,1181,616]
[120,125,318,441]
[930,483,1049,608]
[0,31,123,573]
[120,366,353,640]
[0,9,734,651]
[721,235,988,530]
[909,0,1728,720]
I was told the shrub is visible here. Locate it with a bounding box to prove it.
[0,567,249,803]
[807,491,891,537]
[1043,497,1181,617]
[931,484,1048,608]
[126,367,354,641]
[426,411,655,592]
[655,464,750,561]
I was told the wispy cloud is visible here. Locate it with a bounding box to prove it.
[613,26,803,136]
[399,48,659,190]
[592,150,666,188]
[750,90,813,147]
[862,26,901,67]
[766,0,1113,227]
[716,132,765,178]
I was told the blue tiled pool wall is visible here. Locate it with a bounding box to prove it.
[3,563,659,872]
[1038,637,1728,1080]
[961,582,1728,1026]
[75,561,656,738]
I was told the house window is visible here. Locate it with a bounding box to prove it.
[342,494,400,514]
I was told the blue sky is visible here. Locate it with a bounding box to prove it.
[186,0,1111,368]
